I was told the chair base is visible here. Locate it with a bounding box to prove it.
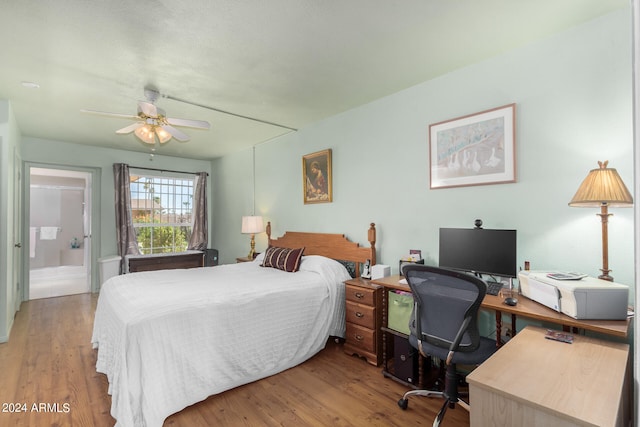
[397,389,470,427]
[398,388,444,408]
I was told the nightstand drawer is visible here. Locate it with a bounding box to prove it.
[346,301,376,329]
[345,323,376,353]
[345,283,376,306]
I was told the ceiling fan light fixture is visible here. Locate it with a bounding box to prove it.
[156,127,172,144]
[134,125,157,145]
[82,88,211,147]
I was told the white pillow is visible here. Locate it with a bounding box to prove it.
[299,255,352,283]
[253,252,266,263]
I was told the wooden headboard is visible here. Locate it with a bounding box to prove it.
[266,222,377,277]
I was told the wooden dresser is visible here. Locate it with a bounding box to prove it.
[343,278,383,366]
[126,251,204,273]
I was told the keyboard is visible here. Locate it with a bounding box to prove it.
[485,281,503,296]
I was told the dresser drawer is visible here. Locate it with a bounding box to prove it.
[345,323,376,353]
[345,283,377,306]
[346,300,377,329]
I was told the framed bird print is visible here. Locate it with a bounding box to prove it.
[429,104,516,189]
[303,149,332,204]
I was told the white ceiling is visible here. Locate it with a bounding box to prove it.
[0,0,628,160]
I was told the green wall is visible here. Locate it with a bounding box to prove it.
[213,9,635,297]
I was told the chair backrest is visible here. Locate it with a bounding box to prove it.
[402,264,486,353]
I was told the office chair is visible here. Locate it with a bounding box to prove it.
[397,265,497,426]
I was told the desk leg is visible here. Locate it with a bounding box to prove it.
[511,313,517,336]
[495,311,502,347]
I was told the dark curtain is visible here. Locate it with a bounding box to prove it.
[113,163,140,273]
[187,172,208,250]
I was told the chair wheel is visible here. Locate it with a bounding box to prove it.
[398,398,408,410]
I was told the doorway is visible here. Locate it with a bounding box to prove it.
[28,167,92,299]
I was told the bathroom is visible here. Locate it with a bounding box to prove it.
[29,168,91,299]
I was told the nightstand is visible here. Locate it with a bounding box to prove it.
[343,278,383,366]
[236,256,254,263]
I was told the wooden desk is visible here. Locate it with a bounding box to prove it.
[481,292,630,341]
[371,275,630,341]
[466,326,630,427]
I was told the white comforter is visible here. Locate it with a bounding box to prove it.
[91,255,350,427]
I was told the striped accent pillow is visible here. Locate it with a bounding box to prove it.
[261,246,305,272]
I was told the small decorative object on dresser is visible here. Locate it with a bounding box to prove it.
[343,277,383,366]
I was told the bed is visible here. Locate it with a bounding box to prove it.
[91,222,376,427]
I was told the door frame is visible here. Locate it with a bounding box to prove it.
[13,149,22,312]
[22,162,101,300]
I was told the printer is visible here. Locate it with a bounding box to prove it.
[518,271,629,320]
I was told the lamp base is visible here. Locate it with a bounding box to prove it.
[247,233,256,259]
[598,270,614,282]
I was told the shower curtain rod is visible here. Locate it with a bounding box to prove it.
[129,166,209,176]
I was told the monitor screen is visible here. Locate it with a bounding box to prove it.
[439,228,517,278]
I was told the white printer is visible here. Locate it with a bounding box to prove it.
[518,271,629,320]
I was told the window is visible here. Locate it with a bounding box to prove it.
[129,172,195,254]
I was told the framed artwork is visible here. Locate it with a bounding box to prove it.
[303,149,332,204]
[429,103,516,189]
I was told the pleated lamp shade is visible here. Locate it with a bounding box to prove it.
[569,161,633,207]
[241,216,264,234]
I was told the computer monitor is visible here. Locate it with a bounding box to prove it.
[439,227,517,278]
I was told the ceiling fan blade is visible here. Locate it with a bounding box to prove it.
[80,109,139,120]
[161,125,190,142]
[166,117,211,130]
[138,101,158,117]
[116,122,144,134]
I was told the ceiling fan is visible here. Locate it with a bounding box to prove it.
[81,87,211,145]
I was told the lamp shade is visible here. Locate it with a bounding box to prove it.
[241,216,264,234]
[134,124,173,145]
[568,161,633,207]
[134,125,156,145]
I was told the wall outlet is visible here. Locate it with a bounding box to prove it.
[503,321,513,338]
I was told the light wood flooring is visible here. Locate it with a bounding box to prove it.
[0,294,469,426]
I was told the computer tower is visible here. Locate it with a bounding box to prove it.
[393,334,419,384]
[203,249,219,266]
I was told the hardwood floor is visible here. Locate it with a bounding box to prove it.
[0,294,469,426]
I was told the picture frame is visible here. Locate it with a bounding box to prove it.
[302,149,332,204]
[429,103,516,189]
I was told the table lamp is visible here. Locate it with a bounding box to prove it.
[568,160,633,281]
[241,215,264,259]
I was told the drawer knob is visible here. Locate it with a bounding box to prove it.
[355,292,365,299]
[355,334,364,341]
[355,312,364,318]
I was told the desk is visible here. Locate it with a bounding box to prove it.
[371,275,630,342]
[466,326,630,427]
[481,292,630,342]
[370,275,631,390]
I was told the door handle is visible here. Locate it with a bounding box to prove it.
[14,243,21,248]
